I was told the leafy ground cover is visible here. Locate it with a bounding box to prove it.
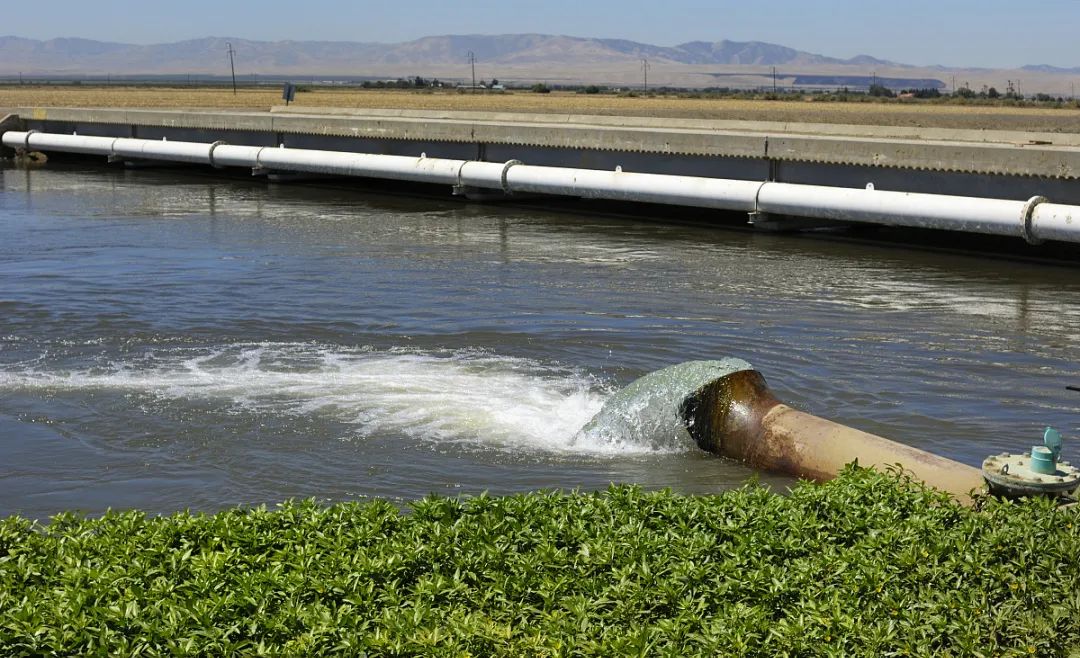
[1,467,1078,656]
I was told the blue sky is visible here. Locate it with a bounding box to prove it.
[5,0,1078,68]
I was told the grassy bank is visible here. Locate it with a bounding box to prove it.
[1,467,1078,656]
[3,86,1080,132]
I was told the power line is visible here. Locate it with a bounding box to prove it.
[226,42,237,95]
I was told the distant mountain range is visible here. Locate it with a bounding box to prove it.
[1021,64,1080,74]
[0,34,1074,94]
[0,34,900,75]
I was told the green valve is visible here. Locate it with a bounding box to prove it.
[1044,427,1062,461]
[1030,427,1061,475]
[1030,446,1056,475]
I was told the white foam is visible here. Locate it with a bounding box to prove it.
[0,344,680,456]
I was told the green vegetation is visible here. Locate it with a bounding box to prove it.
[868,83,896,98]
[360,77,447,90]
[1,467,1078,656]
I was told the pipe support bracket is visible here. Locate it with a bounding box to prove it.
[748,180,770,223]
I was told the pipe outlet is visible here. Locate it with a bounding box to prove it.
[584,360,986,503]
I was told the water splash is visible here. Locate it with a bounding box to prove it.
[573,358,754,453]
[0,343,691,456]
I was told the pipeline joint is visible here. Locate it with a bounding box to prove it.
[250,146,269,176]
[22,129,39,150]
[501,159,522,194]
[1021,195,1048,245]
[105,137,122,163]
[208,140,228,169]
[11,130,46,167]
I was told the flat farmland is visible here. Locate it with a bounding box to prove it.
[3,85,1080,132]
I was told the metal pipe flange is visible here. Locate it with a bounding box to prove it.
[1021,195,1049,245]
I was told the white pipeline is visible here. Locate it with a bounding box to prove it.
[4,130,1078,244]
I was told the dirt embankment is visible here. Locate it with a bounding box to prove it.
[3,86,1080,132]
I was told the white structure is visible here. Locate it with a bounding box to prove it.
[4,129,1078,245]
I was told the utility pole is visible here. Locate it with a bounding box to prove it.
[467,51,476,91]
[226,42,237,95]
[772,66,777,93]
[642,58,649,93]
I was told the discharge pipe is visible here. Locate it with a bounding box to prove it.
[3,130,1079,244]
[580,360,986,503]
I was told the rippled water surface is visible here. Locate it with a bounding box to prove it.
[2,164,1078,518]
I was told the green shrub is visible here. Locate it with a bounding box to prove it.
[1,468,1078,655]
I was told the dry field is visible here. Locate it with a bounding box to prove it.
[3,85,1080,132]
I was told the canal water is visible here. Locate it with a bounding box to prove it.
[2,163,1078,519]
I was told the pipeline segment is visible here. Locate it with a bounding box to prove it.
[676,364,986,502]
[583,360,986,503]
[4,130,1079,244]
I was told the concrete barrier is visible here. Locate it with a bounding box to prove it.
[0,114,23,158]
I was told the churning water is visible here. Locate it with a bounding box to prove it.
[0,344,617,455]
[1,164,1078,518]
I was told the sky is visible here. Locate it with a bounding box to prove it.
[4,0,1078,69]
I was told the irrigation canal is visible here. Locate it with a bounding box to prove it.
[1,163,1078,519]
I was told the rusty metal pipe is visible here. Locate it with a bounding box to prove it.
[679,368,986,503]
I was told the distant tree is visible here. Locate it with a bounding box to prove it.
[491,79,499,86]
[584,85,601,94]
[954,86,976,99]
[868,83,895,98]
[531,83,551,94]
[414,76,426,88]
[987,87,1001,99]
